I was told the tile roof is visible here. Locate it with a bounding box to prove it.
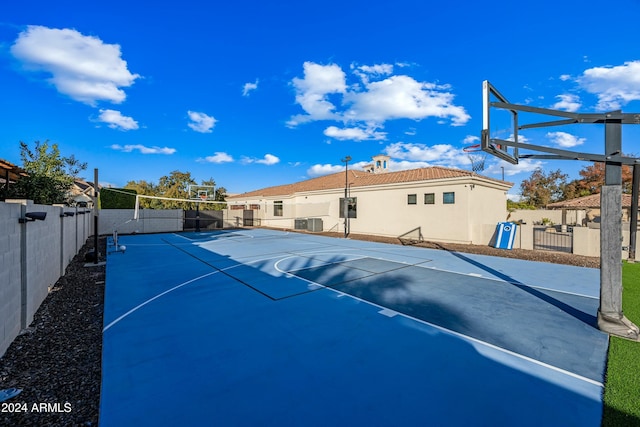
[229,166,509,199]
[547,193,639,209]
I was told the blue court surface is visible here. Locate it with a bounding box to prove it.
[100,229,609,426]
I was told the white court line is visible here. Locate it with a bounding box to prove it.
[106,238,602,389]
[289,244,599,299]
[344,286,605,388]
[172,232,254,242]
[103,254,287,332]
[278,250,595,300]
[275,255,370,274]
[103,271,218,332]
[272,253,604,389]
[414,264,598,300]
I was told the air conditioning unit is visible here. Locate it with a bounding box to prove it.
[294,219,308,230]
[307,218,323,232]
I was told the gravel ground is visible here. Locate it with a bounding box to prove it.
[317,231,601,268]
[0,237,105,427]
[0,230,600,426]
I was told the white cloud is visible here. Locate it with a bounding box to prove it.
[384,142,466,165]
[386,160,432,171]
[463,135,480,145]
[323,126,386,141]
[243,80,258,96]
[578,61,640,110]
[243,154,280,165]
[98,109,138,131]
[546,131,586,148]
[307,163,345,177]
[559,74,571,81]
[257,154,280,165]
[552,94,581,112]
[484,158,543,177]
[288,62,470,128]
[357,64,394,76]
[10,25,139,105]
[287,62,347,126]
[199,152,233,163]
[352,63,394,84]
[344,75,470,126]
[110,144,175,154]
[187,111,217,133]
[307,157,455,177]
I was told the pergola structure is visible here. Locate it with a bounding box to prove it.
[0,159,27,200]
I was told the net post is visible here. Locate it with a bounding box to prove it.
[134,195,140,220]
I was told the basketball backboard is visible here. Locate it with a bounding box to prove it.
[482,80,519,164]
[188,184,216,201]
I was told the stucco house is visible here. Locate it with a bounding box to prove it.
[68,179,100,207]
[226,155,513,245]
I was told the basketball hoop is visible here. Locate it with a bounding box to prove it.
[464,144,486,173]
[188,184,215,203]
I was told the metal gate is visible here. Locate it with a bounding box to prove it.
[533,226,573,253]
[243,209,254,226]
[184,209,223,230]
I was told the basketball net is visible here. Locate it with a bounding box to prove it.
[463,144,487,173]
[468,153,486,173]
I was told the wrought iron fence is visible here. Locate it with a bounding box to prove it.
[533,226,573,253]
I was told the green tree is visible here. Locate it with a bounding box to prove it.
[507,199,536,211]
[561,180,592,200]
[214,186,227,202]
[569,161,634,195]
[125,173,228,209]
[519,168,568,207]
[9,140,87,205]
[100,188,137,209]
[156,170,196,208]
[124,180,162,208]
[200,178,227,202]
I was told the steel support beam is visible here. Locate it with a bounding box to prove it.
[629,165,640,262]
[597,115,639,340]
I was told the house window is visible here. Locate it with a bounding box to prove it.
[443,192,455,204]
[424,193,435,204]
[274,201,283,216]
[407,194,417,205]
[339,197,357,218]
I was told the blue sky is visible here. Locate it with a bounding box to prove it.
[2,0,640,197]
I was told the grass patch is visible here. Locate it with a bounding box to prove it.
[602,261,640,426]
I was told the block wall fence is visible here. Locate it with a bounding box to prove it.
[0,200,92,358]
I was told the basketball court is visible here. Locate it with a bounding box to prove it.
[100,229,608,426]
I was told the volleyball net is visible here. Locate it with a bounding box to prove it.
[100,194,232,235]
[99,192,337,235]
